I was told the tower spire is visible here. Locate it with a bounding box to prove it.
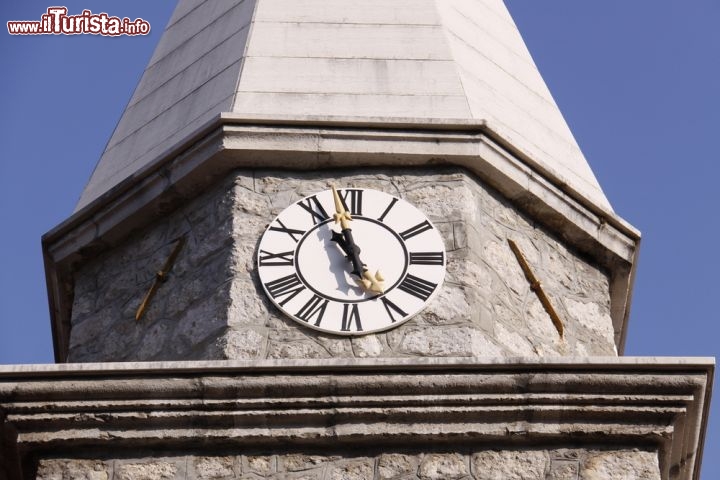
[76,0,610,213]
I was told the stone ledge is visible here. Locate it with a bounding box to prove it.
[0,356,713,376]
[0,358,712,480]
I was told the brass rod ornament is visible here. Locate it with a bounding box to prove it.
[135,236,186,321]
[507,239,564,337]
[331,185,353,230]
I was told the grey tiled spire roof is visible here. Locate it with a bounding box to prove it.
[76,0,611,212]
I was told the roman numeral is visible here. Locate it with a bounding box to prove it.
[296,294,329,326]
[397,274,437,301]
[338,189,364,216]
[264,274,305,306]
[378,197,398,222]
[269,219,305,242]
[409,251,444,266]
[340,303,363,332]
[259,250,295,267]
[297,195,330,224]
[380,296,407,323]
[400,220,433,240]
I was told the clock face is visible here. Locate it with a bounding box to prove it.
[257,188,446,335]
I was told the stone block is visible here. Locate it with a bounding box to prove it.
[237,57,465,96]
[191,457,237,479]
[392,325,503,357]
[244,456,274,475]
[246,23,452,61]
[351,335,385,358]
[471,450,547,480]
[280,455,338,472]
[232,91,470,119]
[219,327,267,360]
[266,340,331,359]
[254,0,440,25]
[418,453,468,479]
[377,453,417,479]
[115,460,182,480]
[326,459,374,480]
[549,459,580,480]
[36,460,109,480]
[580,450,660,480]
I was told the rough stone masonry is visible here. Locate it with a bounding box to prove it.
[36,449,661,480]
[67,167,615,363]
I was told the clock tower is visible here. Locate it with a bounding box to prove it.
[0,1,711,479]
[47,0,633,363]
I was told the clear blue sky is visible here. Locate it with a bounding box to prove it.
[1,1,718,475]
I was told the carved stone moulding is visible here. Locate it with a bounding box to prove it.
[0,357,712,480]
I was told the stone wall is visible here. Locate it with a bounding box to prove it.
[68,168,614,362]
[35,448,660,480]
[4,358,709,480]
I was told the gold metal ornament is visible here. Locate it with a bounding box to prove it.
[135,236,186,321]
[507,238,564,337]
[359,269,385,294]
[331,185,352,230]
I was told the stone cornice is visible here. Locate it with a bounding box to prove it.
[0,358,713,480]
[41,115,641,363]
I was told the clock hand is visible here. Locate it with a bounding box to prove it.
[330,230,361,275]
[507,239,564,337]
[330,186,384,293]
[333,232,385,294]
[329,185,363,277]
[135,236,186,321]
[331,229,365,277]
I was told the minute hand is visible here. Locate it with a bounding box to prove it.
[330,186,384,293]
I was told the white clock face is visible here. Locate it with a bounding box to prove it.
[257,188,446,335]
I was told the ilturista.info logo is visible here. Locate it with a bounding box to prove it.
[7,7,150,36]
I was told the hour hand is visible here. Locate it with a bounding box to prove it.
[331,230,365,278]
[332,234,384,293]
[331,231,351,256]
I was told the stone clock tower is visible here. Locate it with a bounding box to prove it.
[0,1,711,479]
